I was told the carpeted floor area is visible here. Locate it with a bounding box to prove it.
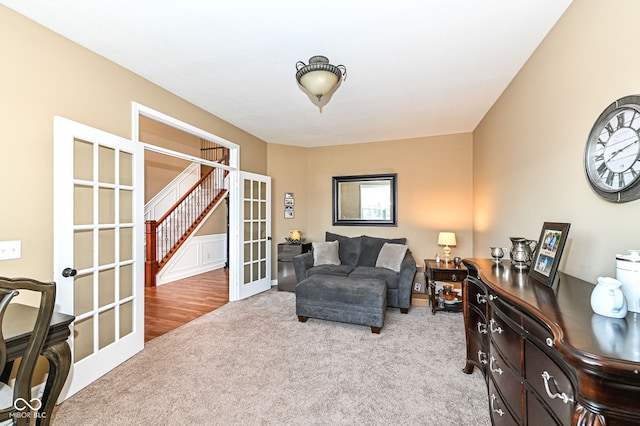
[51,289,490,425]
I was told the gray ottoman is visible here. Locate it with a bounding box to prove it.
[295,274,387,333]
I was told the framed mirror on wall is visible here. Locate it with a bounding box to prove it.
[332,173,397,226]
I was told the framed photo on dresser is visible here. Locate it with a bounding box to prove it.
[529,222,570,287]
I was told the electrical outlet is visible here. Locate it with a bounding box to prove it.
[0,240,21,260]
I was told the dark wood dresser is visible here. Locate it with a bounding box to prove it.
[462,258,640,425]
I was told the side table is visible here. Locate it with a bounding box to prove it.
[277,243,311,291]
[425,259,468,315]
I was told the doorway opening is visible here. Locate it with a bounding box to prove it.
[134,104,238,339]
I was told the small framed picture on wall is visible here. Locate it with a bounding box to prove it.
[284,205,294,219]
[284,192,295,218]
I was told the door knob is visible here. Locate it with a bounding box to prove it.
[62,267,77,277]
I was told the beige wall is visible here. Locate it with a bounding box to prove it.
[0,6,265,281]
[268,133,474,272]
[473,0,640,283]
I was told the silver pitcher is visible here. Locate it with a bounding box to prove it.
[509,237,537,269]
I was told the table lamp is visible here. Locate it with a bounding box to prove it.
[438,232,457,262]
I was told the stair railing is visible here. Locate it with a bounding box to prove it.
[145,153,229,286]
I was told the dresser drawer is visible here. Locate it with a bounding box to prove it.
[432,269,467,282]
[465,276,488,312]
[525,340,575,424]
[488,377,519,426]
[526,388,563,426]
[466,306,489,372]
[489,309,522,375]
[522,312,553,346]
[489,341,523,422]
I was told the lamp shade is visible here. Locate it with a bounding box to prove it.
[296,56,346,102]
[437,232,457,247]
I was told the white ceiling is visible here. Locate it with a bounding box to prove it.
[2,0,573,147]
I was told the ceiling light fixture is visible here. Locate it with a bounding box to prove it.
[295,55,346,103]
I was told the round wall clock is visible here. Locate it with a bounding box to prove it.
[584,95,640,202]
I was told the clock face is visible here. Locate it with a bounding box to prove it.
[585,96,640,202]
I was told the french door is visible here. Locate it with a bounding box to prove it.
[53,116,144,399]
[238,172,272,299]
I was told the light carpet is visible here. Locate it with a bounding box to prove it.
[52,289,490,425]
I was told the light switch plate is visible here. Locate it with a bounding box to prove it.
[0,240,22,260]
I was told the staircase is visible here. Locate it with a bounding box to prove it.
[145,144,229,287]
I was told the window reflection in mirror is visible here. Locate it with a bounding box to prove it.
[332,173,397,226]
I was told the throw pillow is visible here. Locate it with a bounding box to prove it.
[375,242,408,272]
[312,240,341,266]
[360,236,407,266]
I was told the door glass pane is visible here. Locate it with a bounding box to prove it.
[244,201,251,220]
[252,242,259,261]
[244,263,251,284]
[99,145,115,184]
[260,260,266,279]
[120,301,133,337]
[244,222,251,240]
[252,181,258,197]
[74,316,94,362]
[74,139,93,181]
[74,273,93,316]
[119,151,133,186]
[99,228,115,265]
[259,220,266,239]
[119,264,133,299]
[74,185,93,225]
[260,182,266,200]
[244,242,251,260]
[244,179,251,196]
[74,230,93,270]
[99,188,115,224]
[98,268,115,308]
[120,189,133,223]
[120,227,133,261]
[98,308,115,349]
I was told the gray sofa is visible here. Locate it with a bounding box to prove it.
[293,232,417,313]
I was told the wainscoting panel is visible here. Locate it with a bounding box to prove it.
[157,233,227,285]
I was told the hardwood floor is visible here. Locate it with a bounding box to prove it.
[144,268,229,342]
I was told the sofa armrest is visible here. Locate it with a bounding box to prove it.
[293,252,314,283]
[397,250,418,309]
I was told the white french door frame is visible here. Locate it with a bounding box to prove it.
[131,103,244,301]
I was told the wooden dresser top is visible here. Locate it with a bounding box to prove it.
[464,258,640,376]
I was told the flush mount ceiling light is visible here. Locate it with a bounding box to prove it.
[295,55,346,103]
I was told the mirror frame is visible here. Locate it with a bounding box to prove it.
[332,173,398,226]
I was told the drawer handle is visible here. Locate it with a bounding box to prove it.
[476,294,487,304]
[489,294,498,301]
[546,337,554,347]
[489,318,504,334]
[490,394,505,417]
[478,351,488,365]
[489,356,503,375]
[477,322,488,334]
[451,274,458,281]
[541,371,574,404]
